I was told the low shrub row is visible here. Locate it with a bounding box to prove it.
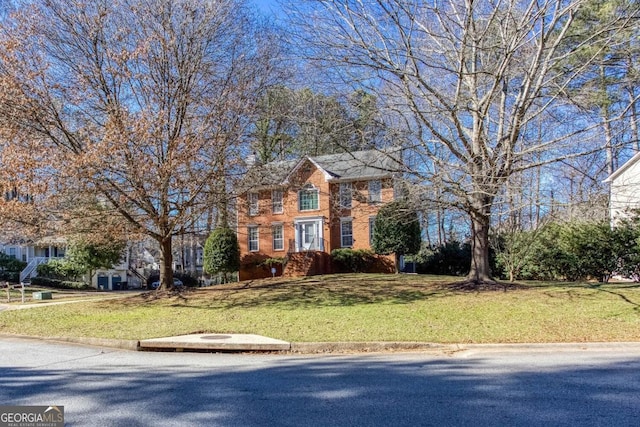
[492,220,640,282]
[30,276,91,290]
[331,249,378,273]
[0,271,20,283]
[0,253,27,284]
[412,219,640,283]
[37,259,84,281]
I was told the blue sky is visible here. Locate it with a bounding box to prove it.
[249,0,282,17]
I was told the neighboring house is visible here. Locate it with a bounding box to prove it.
[236,148,402,280]
[604,151,640,224]
[172,235,205,276]
[0,237,66,283]
[0,238,140,290]
[93,249,133,290]
[0,238,65,264]
[1,232,207,289]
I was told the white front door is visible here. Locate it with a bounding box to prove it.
[295,219,323,251]
[301,222,317,250]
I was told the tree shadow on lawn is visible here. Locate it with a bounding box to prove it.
[188,280,444,309]
[582,283,640,310]
[215,276,532,309]
[109,276,640,314]
[2,347,640,426]
[115,274,534,310]
[534,282,640,311]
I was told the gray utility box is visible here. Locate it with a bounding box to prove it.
[32,291,53,300]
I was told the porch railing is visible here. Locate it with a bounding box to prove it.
[287,237,325,253]
[19,257,49,283]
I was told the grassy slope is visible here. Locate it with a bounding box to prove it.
[1,274,639,343]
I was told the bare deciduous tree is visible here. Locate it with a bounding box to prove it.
[290,0,639,284]
[0,0,282,289]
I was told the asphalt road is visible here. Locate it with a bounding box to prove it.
[1,338,640,426]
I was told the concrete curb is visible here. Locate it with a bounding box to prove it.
[0,334,140,351]
[49,336,141,351]
[290,341,640,355]
[446,341,640,353]
[2,334,640,354]
[289,341,451,354]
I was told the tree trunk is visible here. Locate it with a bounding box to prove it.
[468,209,493,284]
[179,232,186,273]
[437,207,445,246]
[216,176,229,228]
[189,235,198,277]
[424,214,432,247]
[603,106,614,176]
[628,86,639,152]
[159,237,174,290]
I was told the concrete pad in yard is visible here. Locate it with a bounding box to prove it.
[139,333,290,352]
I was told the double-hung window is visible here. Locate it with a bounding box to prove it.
[248,192,259,216]
[339,182,352,208]
[248,226,259,252]
[272,224,284,251]
[298,185,319,211]
[272,190,283,214]
[341,218,353,248]
[368,180,381,203]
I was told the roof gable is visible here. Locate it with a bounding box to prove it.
[240,148,403,192]
[311,148,403,181]
[238,159,298,192]
[605,151,640,183]
[283,157,333,184]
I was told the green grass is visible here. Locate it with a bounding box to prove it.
[1,285,103,303]
[1,274,639,343]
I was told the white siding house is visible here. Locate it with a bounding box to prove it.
[605,151,640,223]
[0,239,139,289]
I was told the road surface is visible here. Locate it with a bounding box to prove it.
[1,337,639,426]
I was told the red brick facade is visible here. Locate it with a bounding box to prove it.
[237,156,396,280]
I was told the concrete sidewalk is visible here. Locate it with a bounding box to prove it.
[139,333,291,352]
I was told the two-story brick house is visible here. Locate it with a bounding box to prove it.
[236,149,402,280]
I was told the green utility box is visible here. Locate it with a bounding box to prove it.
[32,291,53,300]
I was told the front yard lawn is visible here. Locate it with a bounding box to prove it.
[1,274,639,343]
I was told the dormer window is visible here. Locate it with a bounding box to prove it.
[298,184,319,211]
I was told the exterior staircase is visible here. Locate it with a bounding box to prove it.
[19,257,49,284]
[282,251,330,277]
[127,267,147,288]
[282,236,330,277]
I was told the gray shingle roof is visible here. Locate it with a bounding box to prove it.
[310,148,403,181]
[237,159,298,192]
[239,148,402,192]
